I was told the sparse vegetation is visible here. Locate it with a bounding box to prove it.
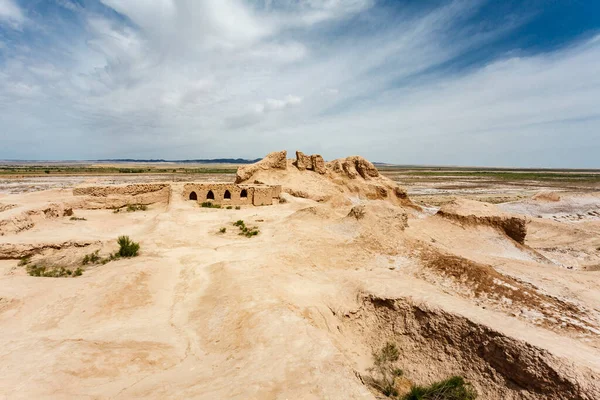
[117,235,140,257]
[367,343,477,400]
[226,206,233,209]
[235,206,241,210]
[403,376,477,400]
[233,220,259,238]
[82,250,101,265]
[70,216,87,221]
[112,204,147,213]
[18,256,31,266]
[27,264,78,278]
[367,342,403,397]
[126,204,148,212]
[400,170,600,182]
[279,197,287,204]
[201,202,221,208]
[0,165,237,176]
[219,227,227,234]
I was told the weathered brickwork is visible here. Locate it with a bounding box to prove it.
[183,183,281,206]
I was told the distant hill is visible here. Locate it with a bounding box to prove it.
[96,158,262,164]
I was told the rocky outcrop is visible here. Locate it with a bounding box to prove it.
[235,150,417,209]
[437,199,527,244]
[312,155,326,174]
[0,240,100,259]
[0,213,34,236]
[0,203,17,213]
[235,151,287,183]
[347,205,366,220]
[532,191,561,202]
[343,295,600,400]
[293,151,326,175]
[294,151,312,170]
[328,156,380,180]
[1,203,74,236]
[36,203,73,218]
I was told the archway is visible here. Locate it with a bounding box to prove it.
[207,190,215,200]
[240,189,248,198]
[224,190,231,199]
[189,191,197,201]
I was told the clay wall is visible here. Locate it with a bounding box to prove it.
[183,183,280,206]
[72,184,171,209]
[252,187,274,206]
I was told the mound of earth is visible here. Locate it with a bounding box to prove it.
[235,150,416,208]
[437,198,527,244]
[0,203,73,236]
[533,191,561,202]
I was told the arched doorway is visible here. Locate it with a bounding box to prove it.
[189,191,197,201]
[207,190,215,200]
[224,190,231,199]
[240,189,248,198]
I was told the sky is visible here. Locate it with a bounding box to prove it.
[0,0,599,167]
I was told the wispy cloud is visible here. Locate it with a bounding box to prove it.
[0,0,24,29]
[0,0,598,166]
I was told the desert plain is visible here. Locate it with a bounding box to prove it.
[1,151,600,399]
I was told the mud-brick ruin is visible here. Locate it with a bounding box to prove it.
[183,183,281,206]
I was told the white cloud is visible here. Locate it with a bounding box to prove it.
[255,95,303,113]
[0,1,598,166]
[0,0,24,28]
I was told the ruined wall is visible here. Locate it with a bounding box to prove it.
[73,184,169,197]
[183,183,252,206]
[72,184,171,209]
[252,187,274,206]
[183,183,280,206]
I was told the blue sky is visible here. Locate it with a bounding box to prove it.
[0,0,599,167]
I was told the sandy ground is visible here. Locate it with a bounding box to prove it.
[1,171,600,399]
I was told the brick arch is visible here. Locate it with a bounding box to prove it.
[207,190,215,200]
[189,191,197,201]
[240,189,248,198]
[224,190,231,199]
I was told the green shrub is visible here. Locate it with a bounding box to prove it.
[82,250,101,265]
[367,342,402,397]
[279,197,288,204]
[18,256,31,266]
[117,236,140,257]
[201,202,221,208]
[235,206,241,210]
[403,376,477,400]
[70,216,87,221]
[126,204,147,212]
[233,220,259,237]
[226,206,233,209]
[27,265,77,278]
[219,227,227,233]
[74,268,83,277]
